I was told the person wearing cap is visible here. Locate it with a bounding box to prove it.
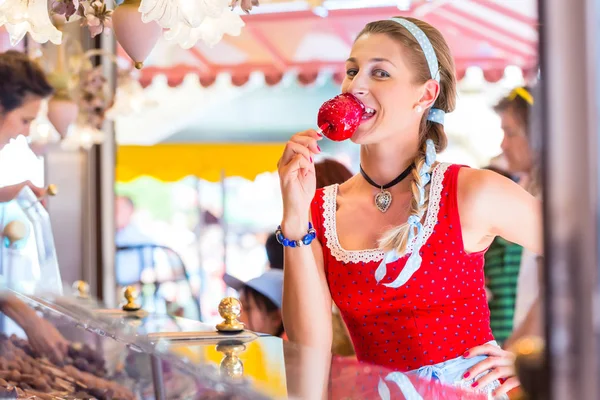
[223,269,286,339]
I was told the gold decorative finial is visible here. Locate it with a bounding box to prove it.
[217,341,246,378]
[72,280,90,299]
[216,297,245,332]
[122,286,141,311]
[134,62,143,70]
[3,221,28,246]
[47,184,58,196]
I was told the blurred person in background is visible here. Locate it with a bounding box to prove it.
[314,158,353,189]
[265,232,284,270]
[491,86,542,349]
[496,87,538,193]
[114,195,157,285]
[224,269,286,338]
[0,50,69,362]
[0,51,53,202]
[115,195,154,246]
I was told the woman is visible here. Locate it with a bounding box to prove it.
[277,17,541,398]
[0,50,54,200]
[0,50,68,362]
[492,86,543,349]
[224,269,285,338]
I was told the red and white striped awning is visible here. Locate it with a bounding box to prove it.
[132,0,538,88]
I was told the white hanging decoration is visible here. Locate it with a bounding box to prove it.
[139,0,244,48]
[139,0,228,29]
[0,0,63,46]
[163,8,244,49]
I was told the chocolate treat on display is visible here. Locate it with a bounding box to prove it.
[68,342,107,378]
[0,334,134,399]
[317,93,365,141]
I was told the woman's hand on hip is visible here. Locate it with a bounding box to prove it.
[463,343,519,397]
[278,130,322,229]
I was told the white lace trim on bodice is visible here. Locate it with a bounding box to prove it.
[321,162,451,264]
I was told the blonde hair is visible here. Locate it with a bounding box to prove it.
[358,17,457,254]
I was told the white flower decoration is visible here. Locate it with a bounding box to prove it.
[139,0,230,29]
[0,0,62,46]
[163,7,244,49]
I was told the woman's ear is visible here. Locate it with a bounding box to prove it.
[417,79,441,110]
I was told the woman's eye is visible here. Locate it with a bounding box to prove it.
[346,69,358,77]
[373,69,390,78]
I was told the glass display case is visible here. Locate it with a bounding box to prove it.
[0,288,268,400]
[0,189,494,399]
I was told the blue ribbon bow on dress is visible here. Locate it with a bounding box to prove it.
[374,139,436,289]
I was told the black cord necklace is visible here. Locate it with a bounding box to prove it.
[360,164,414,212]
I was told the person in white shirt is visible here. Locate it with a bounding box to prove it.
[0,51,52,202]
[0,50,69,362]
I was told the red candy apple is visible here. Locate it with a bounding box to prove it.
[317,93,366,141]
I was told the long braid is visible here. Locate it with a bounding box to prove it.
[362,17,455,288]
[378,140,431,254]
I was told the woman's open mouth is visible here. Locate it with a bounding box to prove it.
[362,107,376,121]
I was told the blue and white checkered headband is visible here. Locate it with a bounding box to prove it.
[390,17,445,125]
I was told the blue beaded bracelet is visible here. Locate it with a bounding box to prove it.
[276,223,317,248]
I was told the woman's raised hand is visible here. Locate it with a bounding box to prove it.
[278,129,322,235]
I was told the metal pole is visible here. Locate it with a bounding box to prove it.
[98,29,117,306]
[196,177,205,321]
[150,354,167,400]
[221,169,227,273]
[539,0,599,397]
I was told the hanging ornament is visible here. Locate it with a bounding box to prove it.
[45,40,79,137]
[47,91,79,138]
[112,0,162,69]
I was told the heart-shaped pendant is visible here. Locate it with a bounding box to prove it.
[375,190,392,213]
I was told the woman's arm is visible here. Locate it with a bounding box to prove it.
[282,214,333,350]
[0,294,68,362]
[0,181,45,203]
[458,168,543,255]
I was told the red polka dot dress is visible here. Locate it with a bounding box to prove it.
[310,163,494,373]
